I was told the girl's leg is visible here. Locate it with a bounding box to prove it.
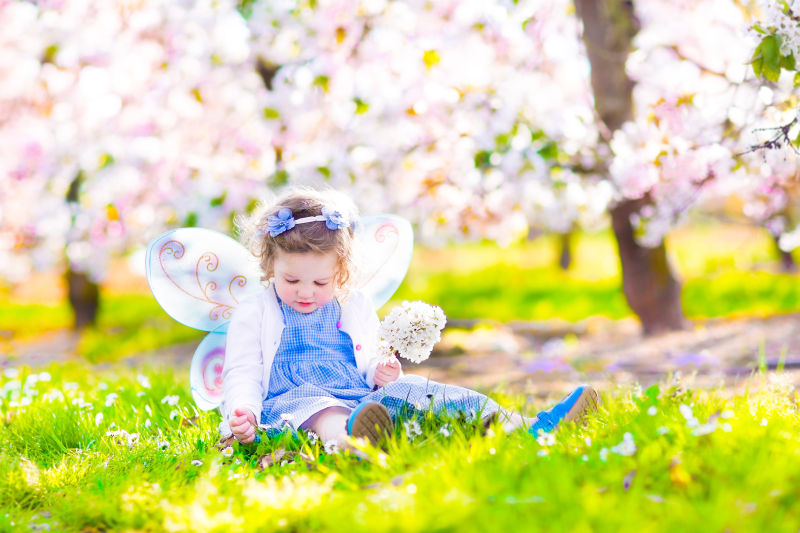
[301,406,351,448]
[494,412,538,433]
[370,374,513,424]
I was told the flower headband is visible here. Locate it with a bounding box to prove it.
[265,206,349,237]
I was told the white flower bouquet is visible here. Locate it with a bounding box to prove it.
[378,300,446,363]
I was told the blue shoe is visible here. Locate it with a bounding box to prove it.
[347,401,393,444]
[529,385,599,435]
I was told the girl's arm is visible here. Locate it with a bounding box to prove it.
[222,295,265,424]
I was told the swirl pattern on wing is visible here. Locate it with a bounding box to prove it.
[158,241,245,322]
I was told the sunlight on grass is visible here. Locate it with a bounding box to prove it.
[1,365,799,532]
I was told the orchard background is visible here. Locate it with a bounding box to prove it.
[2,1,800,531]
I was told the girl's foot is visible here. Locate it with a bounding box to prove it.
[346,401,393,444]
[528,385,599,435]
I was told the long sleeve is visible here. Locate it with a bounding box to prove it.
[222,295,266,422]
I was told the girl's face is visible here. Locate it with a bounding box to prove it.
[272,250,339,313]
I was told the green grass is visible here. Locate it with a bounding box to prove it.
[387,225,800,322]
[1,365,799,532]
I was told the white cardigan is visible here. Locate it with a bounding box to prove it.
[221,286,384,422]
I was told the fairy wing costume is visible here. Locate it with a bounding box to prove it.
[145,215,414,411]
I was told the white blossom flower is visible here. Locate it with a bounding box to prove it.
[169,410,179,420]
[647,406,657,416]
[127,432,140,447]
[95,413,103,426]
[222,446,234,457]
[438,424,451,438]
[144,419,152,429]
[37,372,51,382]
[599,448,609,461]
[378,301,446,363]
[145,405,153,416]
[191,459,203,466]
[584,436,592,447]
[137,375,151,389]
[306,431,319,445]
[158,440,169,450]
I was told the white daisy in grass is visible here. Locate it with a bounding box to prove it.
[611,433,637,456]
[191,460,203,466]
[144,419,152,429]
[158,440,169,450]
[438,424,452,438]
[306,431,319,445]
[95,413,103,426]
[161,395,179,406]
[404,419,422,440]
[537,432,556,447]
[169,410,179,420]
[222,446,234,457]
[137,375,151,389]
[323,441,339,455]
[104,393,118,407]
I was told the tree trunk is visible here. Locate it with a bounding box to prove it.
[66,267,99,329]
[611,200,687,334]
[574,0,688,334]
[65,170,100,329]
[772,233,799,273]
[558,231,572,271]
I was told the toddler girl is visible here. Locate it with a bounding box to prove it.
[223,188,598,449]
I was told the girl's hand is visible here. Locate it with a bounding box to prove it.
[229,407,257,444]
[374,357,402,387]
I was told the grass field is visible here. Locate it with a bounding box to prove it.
[1,364,799,532]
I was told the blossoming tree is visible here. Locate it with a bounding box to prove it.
[2,0,794,334]
[0,0,274,326]
[241,0,788,334]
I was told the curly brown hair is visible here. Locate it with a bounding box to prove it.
[237,187,358,294]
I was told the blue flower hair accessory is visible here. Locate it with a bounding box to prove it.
[265,206,350,237]
[265,208,296,237]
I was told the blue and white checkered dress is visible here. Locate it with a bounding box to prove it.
[260,294,504,430]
